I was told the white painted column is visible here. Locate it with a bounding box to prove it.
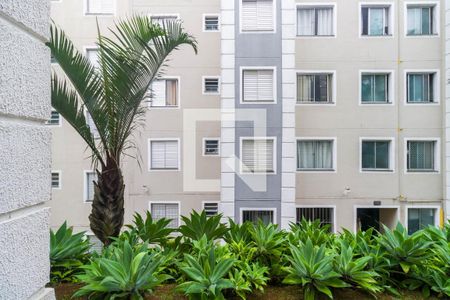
[445,0,450,222]
[220,0,236,222]
[280,0,297,229]
[0,0,55,298]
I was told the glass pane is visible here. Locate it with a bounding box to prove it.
[362,142,375,169]
[375,141,389,169]
[316,75,329,102]
[297,75,314,102]
[361,7,369,35]
[361,75,373,102]
[408,209,420,234]
[369,8,384,35]
[374,75,387,102]
[420,209,435,229]
[408,74,424,102]
[407,8,422,35]
[298,141,333,169]
[421,7,431,35]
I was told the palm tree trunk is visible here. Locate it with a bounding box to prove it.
[89,158,125,246]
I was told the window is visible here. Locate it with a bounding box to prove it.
[86,234,103,253]
[149,78,179,107]
[361,73,391,103]
[407,73,436,103]
[46,110,60,126]
[203,77,220,94]
[242,69,275,103]
[203,202,219,217]
[85,171,97,202]
[204,15,220,31]
[86,112,100,138]
[296,207,334,230]
[407,140,437,172]
[241,138,275,174]
[85,0,114,15]
[204,139,220,156]
[151,15,178,27]
[297,73,333,103]
[297,6,334,36]
[407,208,436,234]
[241,0,274,32]
[151,203,179,228]
[361,5,391,36]
[242,210,274,225]
[51,172,61,189]
[149,140,179,170]
[407,5,437,36]
[297,139,334,171]
[51,53,57,64]
[361,140,392,171]
[86,48,99,68]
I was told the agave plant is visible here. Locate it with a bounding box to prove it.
[378,223,433,274]
[289,219,333,247]
[126,211,174,245]
[228,269,252,300]
[249,221,285,265]
[223,219,252,244]
[50,222,90,283]
[177,245,235,300]
[333,240,382,296]
[48,16,197,245]
[283,239,348,300]
[74,241,170,299]
[178,210,228,241]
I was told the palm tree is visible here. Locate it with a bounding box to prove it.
[47,16,197,246]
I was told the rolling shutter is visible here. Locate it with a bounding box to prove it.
[242,139,274,173]
[242,0,274,31]
[150,80,166,107]
[243,70,274,102]
[151,141,179,169]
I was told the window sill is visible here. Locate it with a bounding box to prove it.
[406,34,439,37]
[297,102,335,105]
[406,170,439,173]
[296,35,336,38]
[360,34,393,38]
[360,102,393,105]
[405,101,439,105]
[149,106,179,109]
[297,169,336,172]
[361,169,393,173]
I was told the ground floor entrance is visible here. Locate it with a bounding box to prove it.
[356,207,398,232]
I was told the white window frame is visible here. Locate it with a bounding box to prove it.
[83,170,97,203]
[359,137,395,173]
[149,201,181,228]
[148,76,181,109]
[404,69,440,105]
[296,137,337,173]
[405,205,440,232]
[296,205,337,233]
[202,201,220,216]
[239,0,277,34]
[202,76,221,95]
[353,205,400,233]
[84,109,100,139]
[51,170,62,190]
[240,66,277,104]
[295,3,337,38]
[240,207,277,224]
[404,137,441,174]
[239,137,277,175]
[359,2,395,38]
[148,138,181,172]
[46,109,62,127]
[296,70,337,105]
[83,0,115,16]
[203,14,221,32]
[404,1,440,38]
[84,46,100,69]
[359,70,395,106]
[203,138,221,156]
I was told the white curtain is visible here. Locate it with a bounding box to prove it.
[298,141,333,169]
[297,8,315,35]
[317,8,333,35]
[407,8,422,35]
[297,75,314,102]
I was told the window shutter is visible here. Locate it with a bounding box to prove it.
[242,139,274,173]
[243,70,274,102]
[242,140,256,172]
[151,203,179,228]
[165,141,179,169]
[100,0,114,14]
[86,172,97,202]
[86,49,99,68]
[242,0,273,31]
[151,80,167,107]
[87,0,102,14]
[204,203,219,217]
[86,113,99,138]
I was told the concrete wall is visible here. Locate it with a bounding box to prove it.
[0,0,54,299]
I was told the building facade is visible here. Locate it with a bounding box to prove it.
[49,0,450,236]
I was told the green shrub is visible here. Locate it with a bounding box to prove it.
[177,241,235,300]
[50,222,90,283]
[283,239,348,300]
[126,212,174,245]
[74,241,169,299]
[289,219,333,246]
[178,210,228,241]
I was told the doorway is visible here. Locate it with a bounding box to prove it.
[356,207,398,232]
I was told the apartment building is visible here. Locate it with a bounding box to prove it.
[49,0,450,236]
